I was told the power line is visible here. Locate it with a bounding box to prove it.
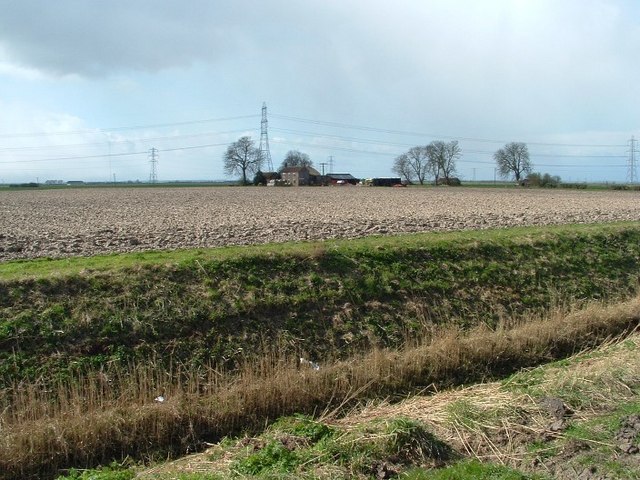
[0,109,625,152]
[0,134,628,169]
[0,127,626,163]
[270,113,626,148]
[0,150,148,164]
[0,114,259,139]
[0,128,256,152]
[271,127,627,158]
[0,141,234,165]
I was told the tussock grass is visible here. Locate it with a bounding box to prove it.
[2,295,639,479]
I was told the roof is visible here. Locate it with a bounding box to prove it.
[261,171,280,179]
[327,173,358,181]
[281,166,321,176]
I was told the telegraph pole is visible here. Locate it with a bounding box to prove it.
[149,147,158,184]
[258,102,274,172]
[628,136,638,184]
[319,162,328,175]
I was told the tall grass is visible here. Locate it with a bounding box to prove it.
[1,294,639,480]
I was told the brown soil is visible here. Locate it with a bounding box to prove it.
[1,186,639,261]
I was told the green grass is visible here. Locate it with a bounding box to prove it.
[0,221,635,281]
[154,412,533,479]
[224,415,452,479]
[55,463,135,480]
[402,460,543,479]
[57,468,220,480]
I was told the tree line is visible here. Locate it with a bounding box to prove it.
[224,136,534,185]
[392,140,461,185]
[393,140,533,185]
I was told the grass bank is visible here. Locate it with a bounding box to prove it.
[1,223,640,386]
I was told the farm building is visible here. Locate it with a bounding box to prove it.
[326,173,359,185]
[368,177,403,187]
[281,166,322,186]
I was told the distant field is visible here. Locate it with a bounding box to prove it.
[1,186,639,260]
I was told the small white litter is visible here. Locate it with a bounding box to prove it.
[300,357,320,371]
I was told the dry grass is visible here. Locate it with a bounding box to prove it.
[337,325,640,468]
[138,320,640,479]
[2,295,640,479]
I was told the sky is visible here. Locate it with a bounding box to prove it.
[0,0,639,183]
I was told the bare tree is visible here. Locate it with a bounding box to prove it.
[223,136,263,185]
[494,142,532,182]
[279,150,313,171]
[426,140,461,184]
[392,153,414,184]
[393,146,430,184]
[426,149,440,185]
[440,140,461,183]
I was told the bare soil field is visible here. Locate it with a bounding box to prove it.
[1,186,639,261]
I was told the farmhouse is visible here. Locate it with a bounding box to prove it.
[281,166,322,186]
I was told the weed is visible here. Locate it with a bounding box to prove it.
[270,415,335,443]
[55,463,134,480]
[383,417,453,463]
[233,440,301,475]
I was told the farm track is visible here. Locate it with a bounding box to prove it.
[1,186,639,261]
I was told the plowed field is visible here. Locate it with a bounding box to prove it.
[1,186,639,261]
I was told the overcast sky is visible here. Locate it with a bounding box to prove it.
[1,0,639,183]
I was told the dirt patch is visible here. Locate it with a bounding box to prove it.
[616,414,640,454]
[1,186,639,261]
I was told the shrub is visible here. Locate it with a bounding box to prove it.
[252,170,267,186]
[527,172,561,188]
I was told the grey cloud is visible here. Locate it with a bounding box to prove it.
[1,0,639,140]
[0,0,311,76]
